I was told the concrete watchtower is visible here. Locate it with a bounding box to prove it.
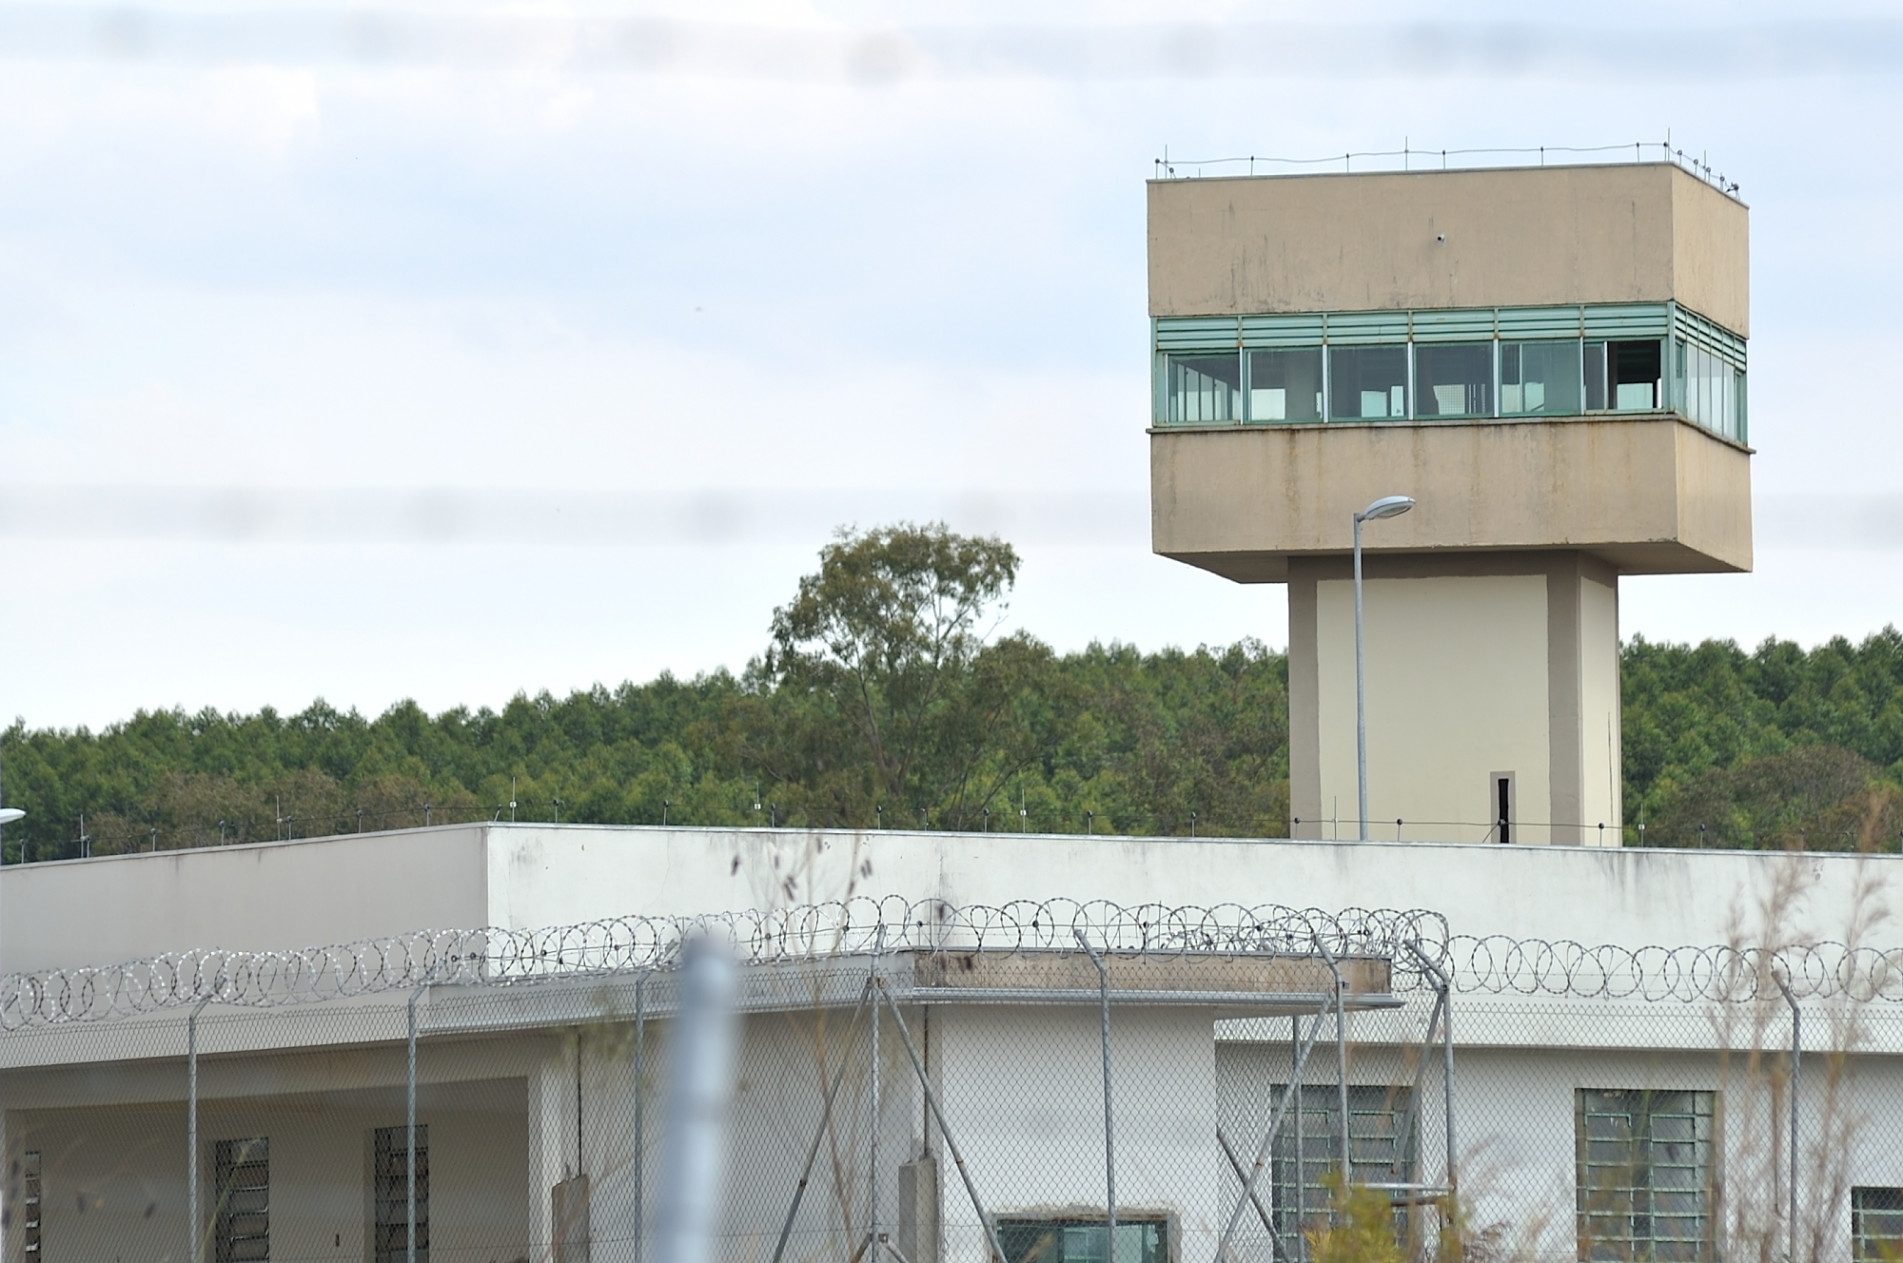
[1146,163,1752,845]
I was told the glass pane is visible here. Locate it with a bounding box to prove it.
[1328,346,1408,420]
[1584,342,1608,411]
[1610,340,1662,410]
[1248,348,1322,422]
[1414,343,1493,418]
[1502,340,1582,416]
[1166,353,1241,424]
[998,1219,1165,1263]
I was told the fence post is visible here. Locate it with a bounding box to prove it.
[870,926,885,1258]
[407,986,426,1263]
[1404,941,1457,1198]
[1312,936,1352,1188]
[187,996,211,1263]
[635,971,647,1263]
[1291,1016,1304,1256]
[1075,929,1116,1260]
[1775,975,1800,1263]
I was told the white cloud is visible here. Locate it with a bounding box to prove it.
[1,1,1900,726]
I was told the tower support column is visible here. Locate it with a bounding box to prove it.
[1288,551,1621,845]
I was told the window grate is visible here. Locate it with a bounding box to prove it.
[1271,1084,1417,1243]
[22,1149,41,1258]
[375,1124,430,1263]
[1575,1089,1716,1263]
[214,1137,270,1263]
[1853,1188,1903,1262]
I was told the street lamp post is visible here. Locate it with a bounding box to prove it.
[1354,495,1415,841]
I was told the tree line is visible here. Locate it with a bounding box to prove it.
[2,524,1899,859]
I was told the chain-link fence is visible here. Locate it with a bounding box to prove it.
[1,899,1899,1263]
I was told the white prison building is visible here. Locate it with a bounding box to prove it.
[2,823,1900,1263]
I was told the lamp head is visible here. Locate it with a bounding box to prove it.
[0,808,23,826]
[1357,495,1415,522]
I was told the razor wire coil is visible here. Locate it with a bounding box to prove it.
[0,899,1443,1029]
[8,898,1898,1031]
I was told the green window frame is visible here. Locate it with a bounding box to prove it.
[1853,1187,1903,1262]
[996,1216,1169,1263]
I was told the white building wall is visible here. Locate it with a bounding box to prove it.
[935,1005,1219,1261]
[475,827,1898,957]
[6,825,1898,975]
[1579,574,1623,836]
[1314,575,1553,845]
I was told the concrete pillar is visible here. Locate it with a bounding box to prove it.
[530,1036,582,1259]
[1288,550,1622,845]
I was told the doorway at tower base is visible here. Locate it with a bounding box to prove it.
[1287,551,1623,847]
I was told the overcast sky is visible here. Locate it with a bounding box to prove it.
[2,0,1901,730]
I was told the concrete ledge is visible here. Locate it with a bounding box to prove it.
[1150,414,1752,579]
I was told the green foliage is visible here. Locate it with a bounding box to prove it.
[1304,1177,1406,1263]
[755,523,1042,828]
[5,521,1902,859]
[1623,628,1903,849]
[0,522,1294,857]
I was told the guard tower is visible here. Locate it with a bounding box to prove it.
[1147,163,1752,845]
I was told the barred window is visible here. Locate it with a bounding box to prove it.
[1272,1084,1416,1238]
[1576,1090,1717,1263]
[996,1216,1167,1263]
[375,1125,429,1263]
[21,1149,41,1258]
[1854,1188,1903,1262]
[214,1138,270,1263]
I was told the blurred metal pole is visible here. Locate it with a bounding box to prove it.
[1075,929,1116,1263]
[187,996,211,1263]
[407,986,424,1263]
[654,938,739,1263]
[635,972,647,1263]
[1776,975,1800,1263]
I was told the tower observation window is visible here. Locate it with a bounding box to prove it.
[1248,348,1323,422]
[1327,346,1408,420]
[1166,353,1242,424]
[1586,340,1663,412]
[1153,305,1743,440]
[1674,341,1744,442]
[1501,341,1583,416]
[1414,343,1493,418]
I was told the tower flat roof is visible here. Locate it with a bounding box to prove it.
[1148,161,1748,337]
